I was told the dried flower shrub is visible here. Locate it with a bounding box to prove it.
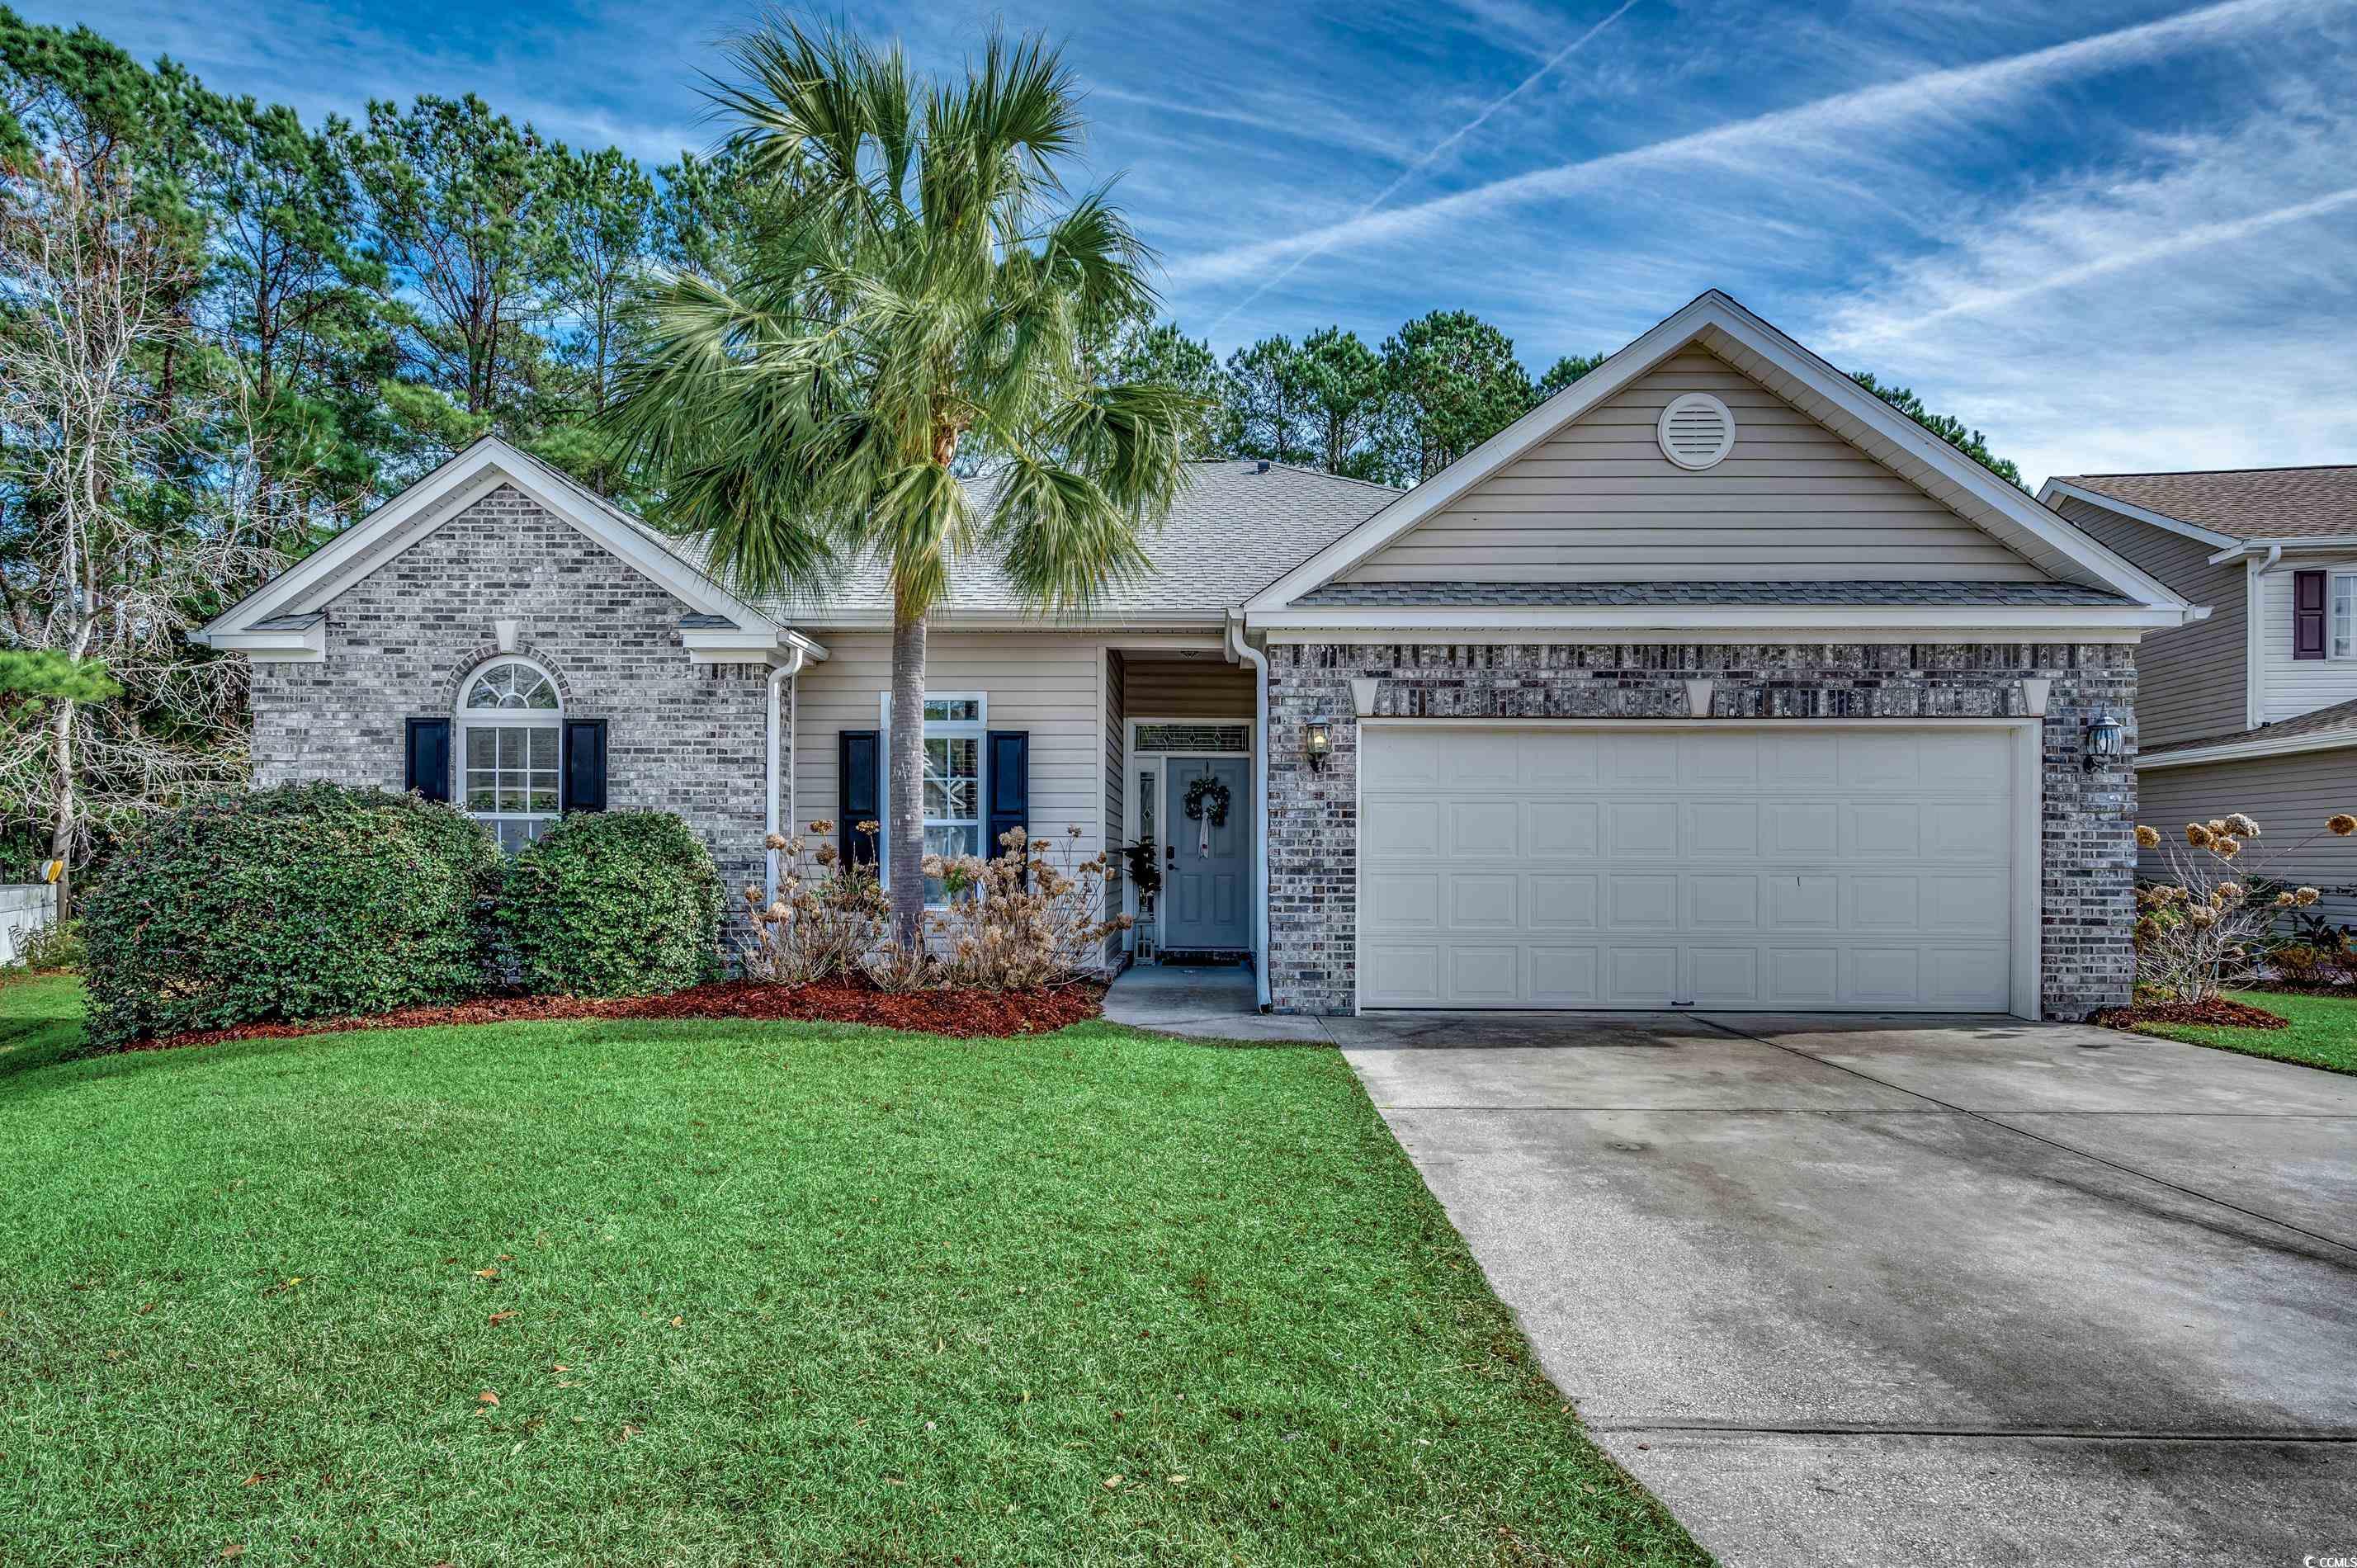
[740,819,1128,993]
[2133,809,2345,1002]
[739,819,889,986]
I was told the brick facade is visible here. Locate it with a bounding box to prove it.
[249,484,783,913]
[1263,640,2137,1020]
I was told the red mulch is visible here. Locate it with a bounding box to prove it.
[125,978,1106,1055]
[2093,996,2289,1032]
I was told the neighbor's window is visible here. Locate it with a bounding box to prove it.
[2336,574,2356,659]
[459,658,561,852]
[883,693,986,902]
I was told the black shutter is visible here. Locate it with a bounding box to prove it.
[404,717,451,803]
[987,730,1030,860]
[2294,569,2328,660]
[562,718,608,812]
[839,729,880,867]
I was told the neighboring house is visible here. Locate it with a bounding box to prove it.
[2038,465,2357,923]
[198,290,2199,1019]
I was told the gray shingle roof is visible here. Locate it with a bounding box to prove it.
[2141,694,2357,760]
[1293,580,2131,608]
[740,460,1397,621]
[2055,467,2357,541]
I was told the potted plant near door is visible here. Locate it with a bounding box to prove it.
[1124,839,1162,959]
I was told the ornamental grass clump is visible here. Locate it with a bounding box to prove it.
[2133,810,2349,1002]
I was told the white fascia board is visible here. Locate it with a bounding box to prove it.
[1247,290,2196,616]
[2208,536,2357,561]
[198,621,327,662]
[1245,603,2196,636]
[2136,727,2357,771]
[682,626,833,667]
[2037,479,2241,550]
[797,610,1230,633]
[201,437,795,645]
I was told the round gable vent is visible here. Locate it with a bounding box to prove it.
[1657,392,1735,470]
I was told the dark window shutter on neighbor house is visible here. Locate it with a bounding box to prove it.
[987,730,1030,859]
[2294,569,2328,659]
[562,718,608,812]
[839,730,881,867]
[404,718,451,803]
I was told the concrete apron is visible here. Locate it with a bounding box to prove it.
[1334,1008,2357,1568]
[1100,962,1335,1042]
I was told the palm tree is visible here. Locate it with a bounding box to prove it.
[609,21,1195,942]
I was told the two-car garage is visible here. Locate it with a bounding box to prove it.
[1355,723,2038,1014]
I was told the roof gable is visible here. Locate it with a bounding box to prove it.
[1247,290,2191,617]
[198,438,813,660]
[2041,468,2357,546]
[1339,343,2043,586]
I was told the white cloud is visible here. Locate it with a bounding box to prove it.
[1169,0,2342,288]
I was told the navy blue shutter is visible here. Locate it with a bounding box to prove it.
[2294,569,2328,659]
[562,718,607,812]
[404,717,451,803]
[986,730,1030,860]
[839,730,881,867]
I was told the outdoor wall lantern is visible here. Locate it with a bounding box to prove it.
[2085,711,2125,768]
[1305,716,1334,772]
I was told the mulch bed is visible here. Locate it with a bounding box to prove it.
[2092,995,2289,1032]
[126,978,1106,1055]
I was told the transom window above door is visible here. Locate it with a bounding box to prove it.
[459,658,562,852]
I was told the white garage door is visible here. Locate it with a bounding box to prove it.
[1358,725,2024,1012]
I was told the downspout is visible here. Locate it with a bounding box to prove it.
[765,645,807,901]
[1226,611,1273,1013]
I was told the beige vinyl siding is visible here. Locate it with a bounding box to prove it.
[2259,559,2357,724]
[2137,750,2357,926]
[1103,649,1125,961]
[1122,657,1254,718]
[1343,347,2047,584]
[792,631,1108,867]
[2055,496,2247,747]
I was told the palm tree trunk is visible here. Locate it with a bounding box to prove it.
[888,596,928,946]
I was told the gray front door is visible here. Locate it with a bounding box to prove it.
[1163,755,1250,951]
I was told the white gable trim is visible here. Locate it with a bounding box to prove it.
[196,437,824,665]
[1247,290,2195,621]
[2036,479,2241,550]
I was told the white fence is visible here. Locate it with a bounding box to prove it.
[0,883,58,964]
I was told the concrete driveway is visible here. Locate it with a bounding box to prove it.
[1331,1010,2357,1567]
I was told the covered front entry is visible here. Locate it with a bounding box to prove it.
[1357,721,2036,1013]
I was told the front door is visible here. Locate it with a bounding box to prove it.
[1162,755,1250,951]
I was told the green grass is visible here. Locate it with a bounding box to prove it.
[0,976,1701,1567]
[2129,986,2357,1074]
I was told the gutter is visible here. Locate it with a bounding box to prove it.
[1226,611,1273,1013]
[765,646,808,900]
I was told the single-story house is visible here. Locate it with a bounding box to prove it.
[2039,465,2357,923]
[197,290,2203,1019]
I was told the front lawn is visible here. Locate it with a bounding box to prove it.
[0,976,1700,1566]
[2125,987,2357,1074]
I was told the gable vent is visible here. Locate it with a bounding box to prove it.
[1656,393,1736,470]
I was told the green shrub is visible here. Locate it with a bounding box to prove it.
[15,918,84,972]
[82,783,503,1050]
[497,811,721,998]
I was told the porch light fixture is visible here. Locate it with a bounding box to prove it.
[2085,711,2125,768]
[1305,716,1334,772]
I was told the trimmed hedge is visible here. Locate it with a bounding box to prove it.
[498,810,722,998]
[83,783,503,1050]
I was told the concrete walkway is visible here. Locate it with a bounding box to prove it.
[1100,963,1334,1041]
[1331,1009,2357,1567]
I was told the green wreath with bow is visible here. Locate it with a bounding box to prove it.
[1182,772,1231,829]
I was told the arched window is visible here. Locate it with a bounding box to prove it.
[456,658,562,852]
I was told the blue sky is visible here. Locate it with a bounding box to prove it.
[31,0,2357,483]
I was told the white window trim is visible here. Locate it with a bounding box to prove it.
[456,655,564,850]
[877,692,988,901]
[2331,570,2357,660]
[1122,716,1259,953]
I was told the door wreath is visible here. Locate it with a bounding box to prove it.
[1182,772,1230,829]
